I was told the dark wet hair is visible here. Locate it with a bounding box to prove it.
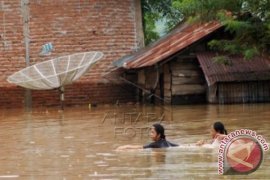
[213,121,227,135]
[152,123,166,139]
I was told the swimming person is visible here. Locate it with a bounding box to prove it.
[116,123,178,150]
[196,121,227,146]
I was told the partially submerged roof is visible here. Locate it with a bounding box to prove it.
[113,22,222,69]
[197,52,270,85]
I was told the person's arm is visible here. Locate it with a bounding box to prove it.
[196,139,213,146]
[116,145,143,151]
[116,141,157,150]
[196,139,206,146]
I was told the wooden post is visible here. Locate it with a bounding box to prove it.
[138,70,146,102]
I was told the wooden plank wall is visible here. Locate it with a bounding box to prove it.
[163,64,171,104]
[218,81,270,103]
[207,85,218,103]
[138,68,160,103]
[137,56,209,105]
[170,57,206,96]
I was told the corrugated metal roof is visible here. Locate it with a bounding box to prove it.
[197,52,270,85]
[113,22,222,69]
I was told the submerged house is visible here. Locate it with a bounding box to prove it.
[198,53,270,104]
[114,22,270,104]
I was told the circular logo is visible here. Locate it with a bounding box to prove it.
[225,136,263,174]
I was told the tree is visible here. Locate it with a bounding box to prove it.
[172,0,270,60]
[141,0,182,45]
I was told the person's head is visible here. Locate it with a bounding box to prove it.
[211,121,227,138]
[150,123,166,141]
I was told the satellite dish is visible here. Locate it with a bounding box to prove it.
[7,51,104,109]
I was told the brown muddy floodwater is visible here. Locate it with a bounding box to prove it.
[0,104,269,179]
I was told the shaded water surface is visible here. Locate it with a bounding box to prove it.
[0,104,269,179]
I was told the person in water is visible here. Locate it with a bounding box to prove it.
[197,121,227,146]
[116,123,178,150]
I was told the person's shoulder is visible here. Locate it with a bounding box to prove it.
[167,140,179,147]
[143,141,157,149]
[216,134,227,141]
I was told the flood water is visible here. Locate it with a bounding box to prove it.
[0,104,269,179]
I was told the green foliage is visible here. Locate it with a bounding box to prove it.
[208,40,242,56]
[143,13,160,45]
[243,48,259,60]
[172,0,270,59]
[142,0,182,45]
[212,56,232,65]
[172,0,242,22]
[142,0,270,60]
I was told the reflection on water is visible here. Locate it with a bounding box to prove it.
[0,104,269,179]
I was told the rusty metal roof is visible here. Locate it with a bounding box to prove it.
[113,22,222,69]
[197,52,270,85]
